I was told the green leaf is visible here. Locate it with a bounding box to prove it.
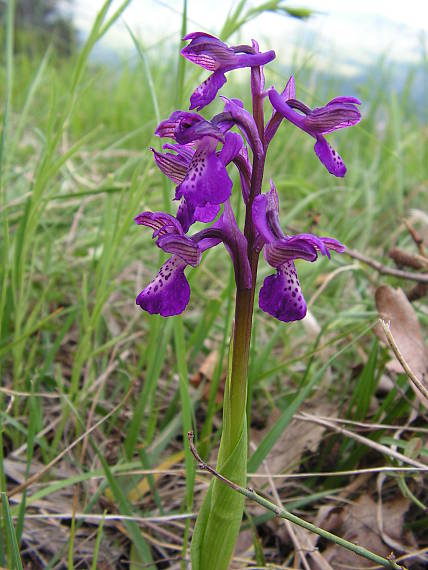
[191,336,247,570]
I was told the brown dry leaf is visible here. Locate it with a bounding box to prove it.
[250,399,336,486]
[126,449,185,502]
[190,349,225,403]
[375,285,428,405]
[319,494,412,568]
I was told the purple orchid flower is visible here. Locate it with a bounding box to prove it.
[153,111,242,218]
[134,210,202,317]
[135,201,251,317]
[252,182,345,322]
[269,79,361,177]
[181,32,275,111]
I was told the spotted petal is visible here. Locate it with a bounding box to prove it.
[189,70,227,111]
[314,136,346,177]
[175,138,232,207]
[136,256,190,317]
[259,262,307,322]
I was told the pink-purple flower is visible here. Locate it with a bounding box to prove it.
[252,182,345,322]
[269,78,361,176]
[181,32,275,111]
[152,111,243,220]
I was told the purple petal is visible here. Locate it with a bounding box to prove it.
[269,88,361,138]
[222,97,263,155]
[155,111,202,139]
[157,234,201,267]
[327,96,362,106]
[233,145,251,203]
[181,33,235,71]
[176,200,195,233]
[286,233,328,256]
[218,132,243,166]
[252,194,276,244]
[134,211,183,237]
[253,181,284,243]
[182,32,275,72]
[314,136,346,177]
[291,233,346,257]
[163,143,194,162]
[175,140,232,207]
[320,236,346,253]
[136,256,190,317]
[151,147,189,184]
[283,75,296,100]
[156,111,223,143]
[259,263,307,322]
[253,181,283,243]
[268,89,306,131]
[265,238,317,267]
[306,101,361,134]
[194,203,221,222]
[175,113,224,144]
[189,70,227,111]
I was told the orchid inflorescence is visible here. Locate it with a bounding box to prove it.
[135,32,361,323]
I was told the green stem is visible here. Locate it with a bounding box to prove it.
[226,289,253,444]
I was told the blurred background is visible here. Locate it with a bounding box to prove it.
[1,1,427,569]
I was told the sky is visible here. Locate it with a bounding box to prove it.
[69,0,428,77]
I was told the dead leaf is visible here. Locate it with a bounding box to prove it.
[319,494,412,568]
[375,285,428,406]
[191,350,225,404]
[126,450,185,503]
[250,399,336,487]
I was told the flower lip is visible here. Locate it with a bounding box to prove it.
[136,256,190,317]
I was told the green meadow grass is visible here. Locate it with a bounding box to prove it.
[1,1,427,568]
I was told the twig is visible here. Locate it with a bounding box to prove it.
[403,218,427,258]
[346,249,428,283]
[379,319,428,406]
[295,413,426,469]
[187,432,405,570]
[389,248,428,271]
